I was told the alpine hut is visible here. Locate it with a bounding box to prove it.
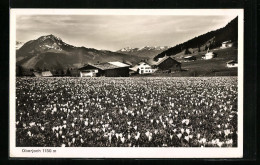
[148,56,181,71]
[78,61,130,77]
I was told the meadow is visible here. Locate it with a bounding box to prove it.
[16,77,238,147]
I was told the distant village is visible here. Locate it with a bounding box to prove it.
[16,40,238,77]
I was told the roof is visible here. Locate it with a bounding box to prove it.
[205,52,215,56]
[129,65,138,72]
[184,56,195,59]
[33,72,42,77]
[41,71,53,77]
[108,61,130,67]
[222,40,232,44]
[226,60,237,64]
[148,56,180,66]
[79,62,129,71]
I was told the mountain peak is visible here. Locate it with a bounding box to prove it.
[37,34,62,42]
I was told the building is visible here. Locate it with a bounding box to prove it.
[130,62,154,74]
[33,72,42,77]
[148,56,181,71]
[33,71,53,77]
[202,48,217,60]
[183,56,197,61]
[41,71,53,77]
[226,60,238,68]
[221,40,234,48]
[78,61,130,77]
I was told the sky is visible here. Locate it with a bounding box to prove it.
[16,15,237,51]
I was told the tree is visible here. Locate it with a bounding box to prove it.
[204,45,208,51]
[60,70,65,76]
[55,70,59,75]
[184,48,191,55]
[16,65,23,77]
[66,68,71,76]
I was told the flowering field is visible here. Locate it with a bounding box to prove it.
[16,77,238,147]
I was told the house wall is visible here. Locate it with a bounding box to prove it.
[138,63,153,74]
[157,58,181,71]
[227,63,238,68]
[80,70,98,77]
[105,67,129,77]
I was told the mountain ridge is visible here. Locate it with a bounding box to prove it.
[116,46,170,58]
[16,34,142,71]
[154,16,238,60]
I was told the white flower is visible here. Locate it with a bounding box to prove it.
[177,133,182,139]
[186,129,190,135]
[217,141,223,147]
[27,131,31,137]
[184,136,189,142]
[224,129,231,136]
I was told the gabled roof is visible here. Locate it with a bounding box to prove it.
[33,72,42,77]
[184,55,196,59]
[226,60,237,64]
[79,61,130,71]
[148,56,180,66]
[205,52,215,56]
[108,61,130,67]
[222,40,232,44]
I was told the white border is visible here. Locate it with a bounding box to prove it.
[9,9,244,158]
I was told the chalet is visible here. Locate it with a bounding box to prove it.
[148,56,181,71]
[183,56,196,61]
[78,61,130,77]
[33,71,53,77]
[130,62,154,74]
[226,60,238,68]
[203,48,217,60]
[221,40,234,48]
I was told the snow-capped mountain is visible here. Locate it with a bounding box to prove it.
[117,46,170,58]
[16,34,142,70]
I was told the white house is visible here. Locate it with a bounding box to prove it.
[203,49,216,60]
[221,40,233,49]
[226,60,238,68]
[130,62,154,74]
[79,69,98,77]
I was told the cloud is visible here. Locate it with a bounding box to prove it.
[16,15,236,51]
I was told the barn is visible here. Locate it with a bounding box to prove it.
[203,51,217,60]
[226,60,238,68]
[221,40,234,49]
[78,61,130,77]
[148,56,181,71]
[184,56,197,61]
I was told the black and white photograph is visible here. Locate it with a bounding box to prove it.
[9,9,244,158]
